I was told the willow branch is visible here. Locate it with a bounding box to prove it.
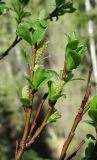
[66,140,85,160]
[59,69,92,160]
[15,47,36,160]
[28,93,48,140]
[0,36,22,60]
[26,100,55,148]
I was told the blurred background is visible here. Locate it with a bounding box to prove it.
[0,0,97,159]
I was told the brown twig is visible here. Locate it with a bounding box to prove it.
[28,93,48,140]
[15,140,19,157]
[59,69,92,160]
[66,140,85,160]
[15,48,36,160]
[26,100,55,148]
[0,36,22,60]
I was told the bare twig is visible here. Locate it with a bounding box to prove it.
[66,140,85,160]
[28,93,48,139]
[26,100,55,147]
[59,69,92,160]
[0,36,22,60]
[15,140,19,157]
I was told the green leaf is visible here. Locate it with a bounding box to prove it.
[32,27,46,45]
[88,109,97,122]
[65,72,74,83]
[76,46,86,56]
[25,20,39,30]
[17,23,32,45]
[85,142,95,158]
[33,67,46,89]
[65,33,85,71]
[11,0,21,15]
[55,0,64,6]
[19,0,30,6]
[66,50,81,71]
[47,70,60,81]
[90,95,97,110]
[21,48,31,65]
[86,134,96,141]
[47,109,62,123]
[85,119,97,127]
[38,71,52,88]
[26,77,34,89]
[20,11,31,19]
[38,19,48,28]
[20,98,30,106]
[0,5,9,15]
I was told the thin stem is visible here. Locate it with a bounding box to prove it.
[66,140,85,160]
[28,93,48,139]
[0,36,22,60]
[26,100,55,148]
[59,69,92,160]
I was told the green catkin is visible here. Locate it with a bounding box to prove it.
[53,80,65,95]
[35,42,48,64]
[22,85,29,99]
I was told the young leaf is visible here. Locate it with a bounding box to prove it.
[20,98,30,106]
[55,0,64,6]
[47,109,62,123]
[21,49,31,65]
[0,5,9,15]
[88,109,97,123]
[11,0,21,15]
[38,19,48,28]
[85,119,97,128]
[85,142,95,158]
[90,95,97,110]
[65,33,85,71]
[17,23,32,45]
[19,0,30,6]
[33,67,46,89]
[66,50,81,71]
[32,28,46,45]
[38,71,52,88]
[86,134,96,141]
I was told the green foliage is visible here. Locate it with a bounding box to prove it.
[65,33,85,71]
[47,109,61,123]
[0,4,9,15]
[11,0,31,24]
[51,0,76,20]
[32,66,52,89]
[17,23,32,45]
[11,0,21,16]
[19,0,30,6]
[17,20,48,46]
[21,48,31,65]
[55,0,64,7]
[32,27,46,45]
[85,96,97,128]
[84,134,96,160]
[85,141,95,159]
